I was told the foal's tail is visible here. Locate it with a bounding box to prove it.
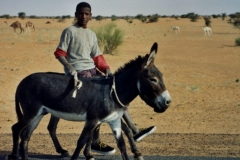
[15,92,23,121]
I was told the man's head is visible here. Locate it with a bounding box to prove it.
[75,2,92,28]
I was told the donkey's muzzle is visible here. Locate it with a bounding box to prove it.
[154,90,171,113]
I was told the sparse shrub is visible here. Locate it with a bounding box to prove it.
[111,15,117,21]
[128,20,133,23]
[58,18,66,23]
[93,23,124,55]
[148,15,158,23]
[235,37,240,46]
[141,17,147,23]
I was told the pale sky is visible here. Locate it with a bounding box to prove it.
[0,0,239,17]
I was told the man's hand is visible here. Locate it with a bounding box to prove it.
[57,56,77,76]
[105,68,113,78]
[66,64,77,76]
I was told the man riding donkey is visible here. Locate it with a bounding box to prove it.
[54,2,156,154]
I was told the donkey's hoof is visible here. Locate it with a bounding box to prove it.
[8,154,19,160]
[60,151,70,157]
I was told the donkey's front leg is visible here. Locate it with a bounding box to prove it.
[83,131,94,160]
[109,118,130,160]
[71,121,96,160]
[121,120,144,160]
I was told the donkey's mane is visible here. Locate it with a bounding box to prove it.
[114,54,148,77]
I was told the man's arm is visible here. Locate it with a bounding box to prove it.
[54,48,76,76]
[93,55,113,76]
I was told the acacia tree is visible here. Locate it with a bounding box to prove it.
[228,12,240,29]
[203,16,211,26]
[95,15,103,22]
[187,12,199,22]
[221,13,226,20]
[227,12,240,46]
[18,12,26,19]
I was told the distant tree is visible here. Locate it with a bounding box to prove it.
[18,12,26,19]
[227,12,240,29]
[212,14,221,18]
[29,15,37,19]
[188,13,199,22]
[203,16,211,26]
[57,16,68,23]
[1,14,10,19]
[161,15,168,18]
[227,12,240,46]
[111,15,117,21]
[148,14,158,23]
[95,15,103,22]
[124,16,130,21]
[135,14,147,23]
[221,13,227,20]
[135,14,144,19]
[62,15,71,19]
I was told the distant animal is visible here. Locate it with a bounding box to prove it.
[202,26,212,36]
[4,21,8,25]
[8,42,172,160]
[46,21,51,24]
[25,21,35,32]
[171,26,180,34]
[10,21,24,33]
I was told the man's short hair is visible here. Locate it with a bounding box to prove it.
[76,2,91,12]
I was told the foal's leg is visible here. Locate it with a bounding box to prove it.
[47,115,69,157]
[19,115,44,160]
[121,120,144,160]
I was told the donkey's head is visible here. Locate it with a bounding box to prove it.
[137,42,171,113]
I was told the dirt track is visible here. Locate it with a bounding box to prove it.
[1,133,240,158]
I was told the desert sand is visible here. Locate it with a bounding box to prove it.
[0,17,239,158]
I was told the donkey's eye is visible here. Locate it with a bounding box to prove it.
[149,77,158,83]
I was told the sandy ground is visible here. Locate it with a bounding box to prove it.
[0,17,239,158]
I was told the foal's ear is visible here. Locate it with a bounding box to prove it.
[145,42,158,67]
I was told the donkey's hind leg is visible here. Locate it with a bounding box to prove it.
[19,115,44,160]
[47,115,70,157]
[8,117,36,160]
[121,120,144,160]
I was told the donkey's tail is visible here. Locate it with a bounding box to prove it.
[15,92,23,121]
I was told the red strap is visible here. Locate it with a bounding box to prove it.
[54,48,67,58]
[93,55,110,73]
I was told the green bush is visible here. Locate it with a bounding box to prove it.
[94,23,124,55]
[235,37,240,46]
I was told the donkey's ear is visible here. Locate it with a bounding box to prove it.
[146,42,158,66]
